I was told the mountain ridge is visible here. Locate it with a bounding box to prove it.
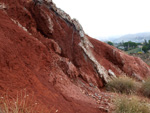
[111,32,150,43]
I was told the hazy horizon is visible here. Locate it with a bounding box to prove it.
[96,31,150,41]
[53,0,150,40]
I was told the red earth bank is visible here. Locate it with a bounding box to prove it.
[0,0,150,112]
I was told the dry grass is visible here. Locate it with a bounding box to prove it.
[0,90,49,113]
[114,96,150,113]
[106,76,139,94]
[141,78,150,98]
[106,76,150,113]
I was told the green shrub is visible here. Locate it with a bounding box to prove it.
[114,96,150,113]
[106,76,138,94]
[141,78,150,97]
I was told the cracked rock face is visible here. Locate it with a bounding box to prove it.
[79,36,114,83]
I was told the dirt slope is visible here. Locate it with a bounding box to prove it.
[0,0,150,112]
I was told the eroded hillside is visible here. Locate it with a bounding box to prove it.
[0,0,150,112]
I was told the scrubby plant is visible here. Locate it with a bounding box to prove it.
[0,90,49,113]
[106,76,139,94]
[141,78,150,97]
[114,96,150,113]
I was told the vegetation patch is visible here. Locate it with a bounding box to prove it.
[114,96,150,113]
[0,90,49,113]
[141,78,150,97]
[126,48,142,54]
[106,76,139,94]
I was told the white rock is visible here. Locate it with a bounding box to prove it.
[0,3,6,9]
[79,31,84,37]
[108,69,116,78]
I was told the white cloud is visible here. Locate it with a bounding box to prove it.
[53,0,150,39]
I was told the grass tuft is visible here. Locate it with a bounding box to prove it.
[0,90,49,113]
[141,78,150,97]
[114,96,150,113]
[106,76,139,94]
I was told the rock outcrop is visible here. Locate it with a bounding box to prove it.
[0,0,150,112]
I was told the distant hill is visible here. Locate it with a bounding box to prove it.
[112,32,150,43]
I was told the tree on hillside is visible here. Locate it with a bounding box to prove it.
[137,43,142,45]
[142,40,150,53]
[107,41,114,46]
[148,40,150,50]
[142,45,148,53]
[148,40,150,44]
[123,41,137,51]
[144,39,148,45]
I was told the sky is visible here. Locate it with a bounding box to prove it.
[53,0,150,40]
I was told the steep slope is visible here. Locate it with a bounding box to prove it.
[0,0,150,112]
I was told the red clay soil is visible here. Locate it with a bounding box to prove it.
[89,37,150,80]
[0,0,150,113]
